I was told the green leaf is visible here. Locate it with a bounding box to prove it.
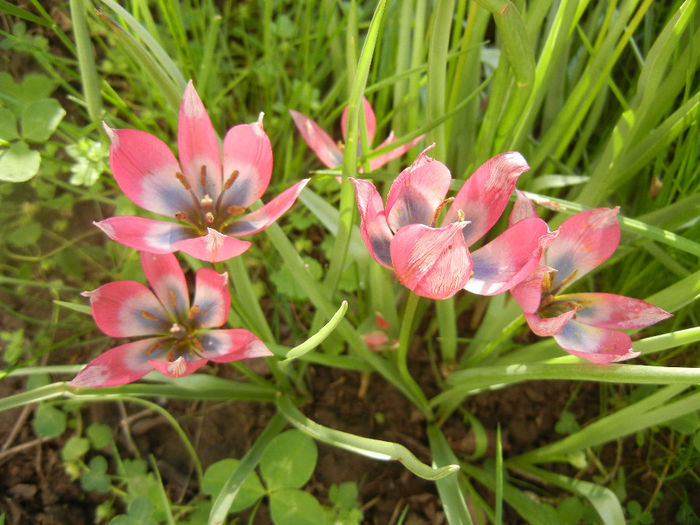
[1,328,24,364]
[6,221,42,247]
[268,488,325,525]
[269,256,323,300]
[0,72,56,113]
[21,99,65,142]
[33,403,67,438]
[260,430,318,491]
[202,458,265,512]
[127,497,153,521]
[61,436,90,461]
[0,141,41,182]
[87,423,113,449]
[0,108,18,140]
[81,455,111,493]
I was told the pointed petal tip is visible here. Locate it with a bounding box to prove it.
[101,121,116,143]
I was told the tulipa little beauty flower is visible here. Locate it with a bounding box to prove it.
[351,147,552,300]
[97,81,309,263]
[289,97,423,171]
[71,252,271,387]
[509,192,672,363]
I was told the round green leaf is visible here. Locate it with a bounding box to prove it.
[0,141,41,182]
[33,403,67,438]
[82,455,111,493]
[269,488,325,525]
[0,108,18,141]
[21,98,65,142]
[61,436,90,461]
[202,458,265,512]
[87,423,113,449]
[6,221,42,248]
[260,430,317,491]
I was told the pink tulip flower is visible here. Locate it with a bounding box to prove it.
[509,192,672,363]
[289,97,423,171]
[351,147,552,300]
[96,81,309,263]
[71,252,271,387]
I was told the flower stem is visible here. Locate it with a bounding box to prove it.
[397,292,430,417]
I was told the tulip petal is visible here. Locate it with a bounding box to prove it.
[554,320,640,363]
[71,338,165,388]
[341,97,377,145]
[197,329,272,362]
[509,189,538,226]
[445,152,529,246]
[103,125,191,217]
[556,292,672,329]
[466,217,553,296]
[510,266,551,314]
[524,309,578,337]
[369,133,424,171]
[221,115,273,209]
[226,179,309,237]
[546,207,620,292]
[173,228,251,263]
[385,148,452,231]
[191,268,230,329]
[83,281,169,337]
[95,216,192,254]
[289,109,343,168]
[148,356,208,378]
[390,222,471,300]
[139,252,190,320]
[178,81,222,199]
[350,177,393,268]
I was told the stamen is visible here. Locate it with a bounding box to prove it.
[168,290,177,308]
[227,205,246,216]
[191,337,206,356]
[175,211,188,221]
[431,197,455,227]
[457,209,465,222]
[200,165,207,188]
[175,171,191,190]
[223,170,239,190]
[141,310,160,321]
[166,348,175,361]
[145,340,163,355]
[205,212,215,224]
[188,305,200,320]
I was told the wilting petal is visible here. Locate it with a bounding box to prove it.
[71,338,165,388]
[445,152,529,246]
[509,189,538,226]
[178,81,222,198]
[510,266,550,314]
[95,216,192,254]
[466,217,552,296]
[546,207,620,292]
[350,177,393,268]
[341,97,377,145]
[385,147,451,232]
[139,252,190,320]
[197,329,272,362]
[554,320,639,363]
[83,281,169,337]
[103,125,191,217]
[524,309,578,337]
[369,133,424,171]
[221,115,273,209]
[556,292,672,329]
[226,179,309,237]
[173,228,251,263]
[148,356,208,378]
[289,109,343,168]
[191,268,230,329]
[390,222,471,300]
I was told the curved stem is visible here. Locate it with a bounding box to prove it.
[397,293,430,417]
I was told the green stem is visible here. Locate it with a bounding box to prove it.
[397,293,430,416]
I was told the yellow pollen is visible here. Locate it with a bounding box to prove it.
[145,340,162,355]
[175,172,191,190]
[175,211,188,221]
[168,290,177,308]
[227,205,246,216]
[140,310,160,321]
[200,165,207,188]
[205,211,215,224]
[457,209,465,222]
[188,305,200,319]
[223,170,239,190]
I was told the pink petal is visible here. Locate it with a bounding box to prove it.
[554,321,640,363]
[444,152,530,246]
[385,147,452,232]
[466,217,552,296]
[83,281,168,338]
[510,266,550,314]
[178,81,222,199]
[173,228,251,263]
[197,329,272,362]
[94,216,192,254]
[509,189,538,226]
[148,356,208,378]
[71,338,164,388]
[350,177,393,268]
[555,293,672,329]
[546,207,620,292]
[139,252,190,321]
[226,179,310,237]
[341,97,377,145]
[191,268,230,329]
[289,109,343,168]
[369,133,424,171]
[221,114,273,209]
[103,125,191,216]
[390,222,472,300]
[524,309,578,337]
